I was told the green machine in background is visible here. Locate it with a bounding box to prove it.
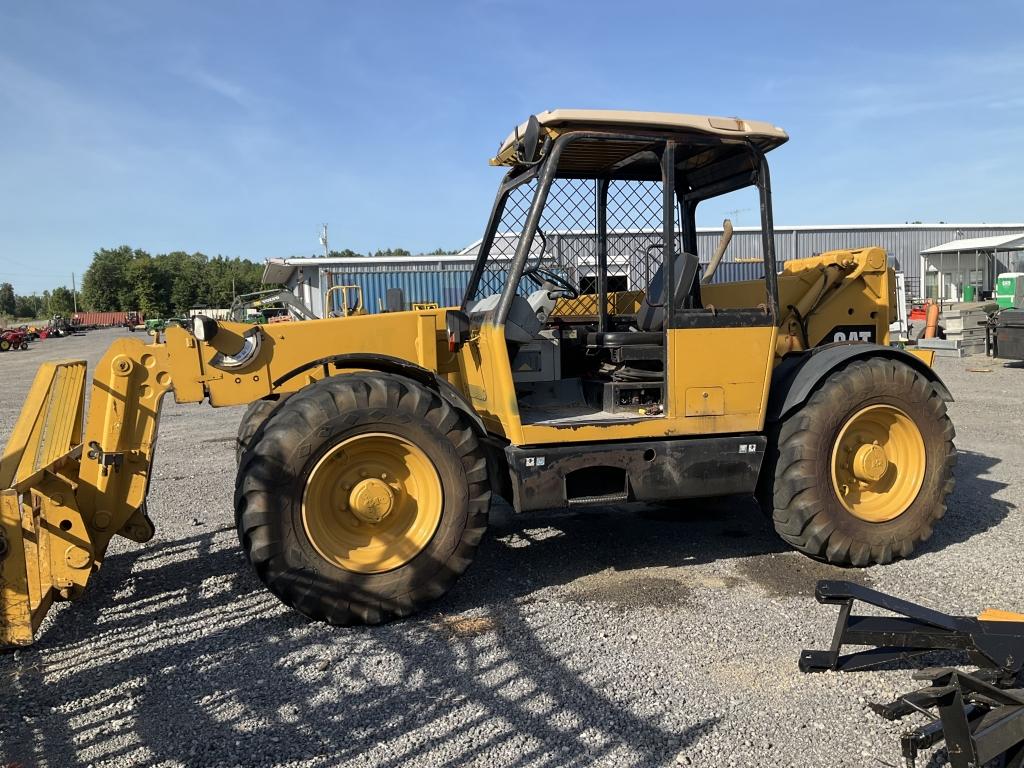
[996,272,1024,309]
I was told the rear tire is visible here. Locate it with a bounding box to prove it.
[767,358,955,566]
[0,339,9,352]
[235,372,490,625]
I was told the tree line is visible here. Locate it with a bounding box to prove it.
[0,282,76,320]
[0,244,460,321]
[79,246,266,318]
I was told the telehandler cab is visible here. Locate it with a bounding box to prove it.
[0,110,956,646]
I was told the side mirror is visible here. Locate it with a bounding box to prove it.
[445,309,471,352]
[515,115,541,164]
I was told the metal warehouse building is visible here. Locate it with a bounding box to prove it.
[263,223,1024,316]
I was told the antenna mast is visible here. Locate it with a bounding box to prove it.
[320,223,329,258]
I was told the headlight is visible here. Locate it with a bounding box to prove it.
[191,315,219,342]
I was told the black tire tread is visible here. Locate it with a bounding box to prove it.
[234,372,489,626]
[769,357,956,566]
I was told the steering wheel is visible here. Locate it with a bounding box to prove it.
[522,266,579,299]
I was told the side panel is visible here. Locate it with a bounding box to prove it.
[0,490,33,646]
[666,326,778,434]
[454,322,523,442]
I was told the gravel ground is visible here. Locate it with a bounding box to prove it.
[1,327,1021,768]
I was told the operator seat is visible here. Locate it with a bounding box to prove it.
[586,252,701,353]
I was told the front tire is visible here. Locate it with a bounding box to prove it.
[235,396,289,465]
[767,358,955,566]
[235,373,490,625]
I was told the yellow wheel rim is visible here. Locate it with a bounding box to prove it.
[301,432,443,574]
[830,404,926,523]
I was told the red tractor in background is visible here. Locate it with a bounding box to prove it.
[0,328,30,351]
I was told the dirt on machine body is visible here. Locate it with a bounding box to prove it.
[1,109,956,646]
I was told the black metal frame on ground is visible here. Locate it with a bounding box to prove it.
[802,580,1024,767]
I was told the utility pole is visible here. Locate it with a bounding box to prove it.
[72,272,78,314]
[726,208,751,226]
[320,223,329,258]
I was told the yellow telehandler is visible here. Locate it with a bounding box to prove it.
[0,110,955,646]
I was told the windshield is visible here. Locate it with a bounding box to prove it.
[465,172,680,319]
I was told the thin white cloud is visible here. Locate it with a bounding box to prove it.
[179,66,255,112]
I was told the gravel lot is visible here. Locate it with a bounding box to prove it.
[1,327,1021,768]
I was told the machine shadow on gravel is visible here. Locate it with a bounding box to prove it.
[910,449,1012,557]
[0,452,1006,768]
[1,524,717,768]
[445,494,789,609]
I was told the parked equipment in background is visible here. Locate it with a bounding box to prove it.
[323,284,366,317]
[44,315,71,337]
[1,110,957,648]
[0,329,30,351]
[229,289,319,324]
[802,580,1024,768]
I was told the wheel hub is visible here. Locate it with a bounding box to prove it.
[348,478,395,523]
[830,404,927,523]
[301,432,443,574]
[852,443,889,484]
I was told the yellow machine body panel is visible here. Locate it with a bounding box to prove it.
[667,326,777,434]
[702,248,895,353]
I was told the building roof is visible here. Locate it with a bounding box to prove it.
[262,254,477,284]
[921,233,1024,255]
[457,224,1024,257]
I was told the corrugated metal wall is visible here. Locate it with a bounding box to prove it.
[297,225,1024,314]
[324,264,474,314]
[695,225,1024,288]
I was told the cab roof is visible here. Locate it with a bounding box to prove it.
[491,109,788,167]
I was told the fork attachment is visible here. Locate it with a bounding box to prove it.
[801,580,1024,767]
[800,580,1024,677]
[878,668,1024,768]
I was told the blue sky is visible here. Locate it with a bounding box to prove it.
[1,1,1022,294]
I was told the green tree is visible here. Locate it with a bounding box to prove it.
[78,245,267,317]
[328,248,365,259]
[0,282,15,315]
[166,251,206,314]
[14,294,43,318]
[371,248,411,258]
[49,286,75,315]
[81,246,138,311]
[125,255,163,317]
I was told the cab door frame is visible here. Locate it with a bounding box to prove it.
[666,141,781,435]
[459,132,782,446]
